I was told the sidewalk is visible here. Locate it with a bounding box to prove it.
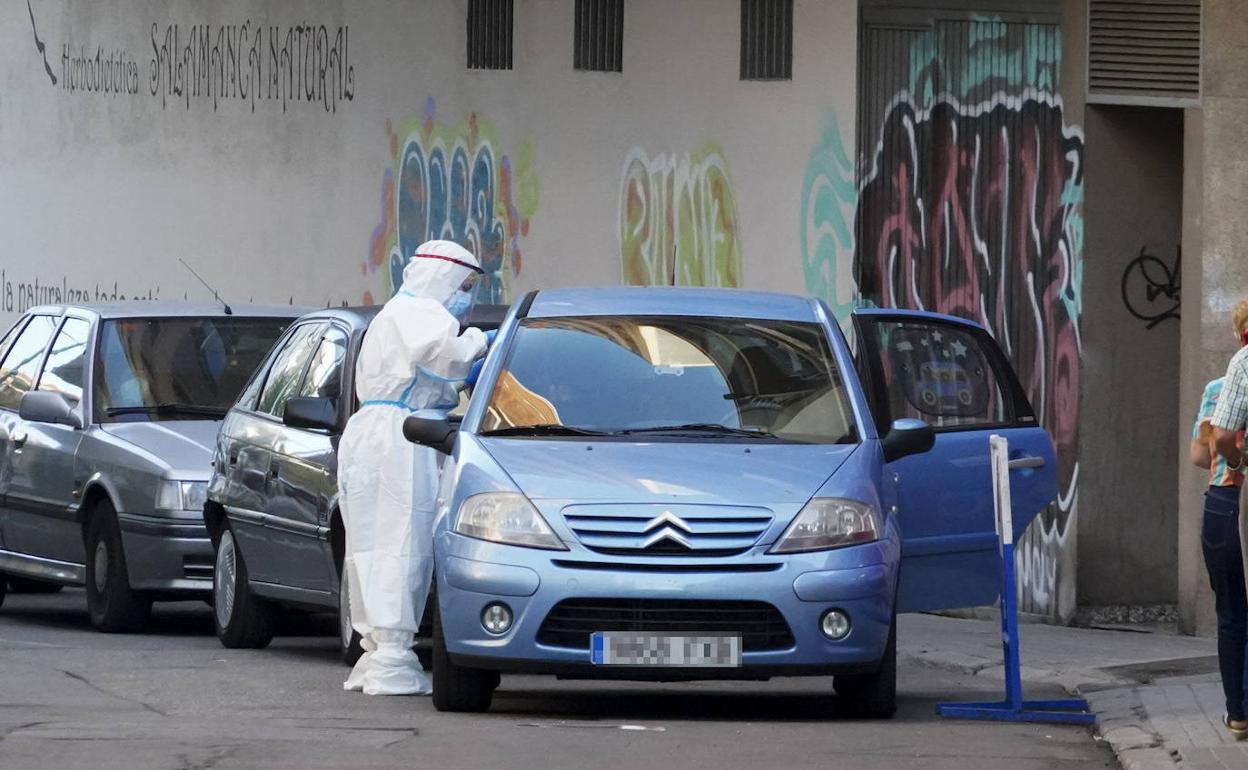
[898,613,1244,770]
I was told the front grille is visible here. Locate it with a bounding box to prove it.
[563,505,773,557]
[551,560,782,574]
[537,598,795,652]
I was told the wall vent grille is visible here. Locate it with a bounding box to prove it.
[1088,0,1200,106]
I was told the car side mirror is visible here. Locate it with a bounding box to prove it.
[283,396,338,432]
[402,410,457,455]
[19,390,83,429]
[881,418,935,462]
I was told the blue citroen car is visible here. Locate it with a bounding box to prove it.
[403,288,1055,717]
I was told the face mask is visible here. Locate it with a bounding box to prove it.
[445,289,473,321]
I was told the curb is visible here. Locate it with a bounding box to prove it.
[900,650,1179,770]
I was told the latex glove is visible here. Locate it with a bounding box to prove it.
[484,328,498,346]
[464,356,485,389]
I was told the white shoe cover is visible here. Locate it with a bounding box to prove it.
[343,630,431,696]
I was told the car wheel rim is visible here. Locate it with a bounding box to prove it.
[214,534,237,628]
[339,581,352,649]
[92,541,109,593]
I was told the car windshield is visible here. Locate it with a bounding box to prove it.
[95,317,291,422]
[479,315,857,443]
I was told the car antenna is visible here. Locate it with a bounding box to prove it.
[179,258,233,315]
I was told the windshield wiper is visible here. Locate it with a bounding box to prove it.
[616,423,779,439]
[106,403,228,418]
[479,424,614,437]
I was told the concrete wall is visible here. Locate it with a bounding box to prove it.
[1077,104,1183,608]
[1178,107,1216,635]
[1177,0,1248,635]
[0,0,859,327]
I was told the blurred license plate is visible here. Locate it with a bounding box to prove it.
[590,633,741,667]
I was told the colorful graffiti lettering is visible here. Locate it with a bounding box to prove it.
[806,19,1083,619]
[366,97,537,303]
[619,146,741,288]
[801,112,859,323]
[905,17,1061,108]
[857,94,1084,618]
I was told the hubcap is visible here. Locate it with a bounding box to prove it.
[214,534,237,628]
[92,540,109,593]
[339,580,352,648]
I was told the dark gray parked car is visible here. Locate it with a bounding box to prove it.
[203,304,507,661]
[0,302,297,631]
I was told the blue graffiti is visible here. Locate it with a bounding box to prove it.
[390,135,507,303]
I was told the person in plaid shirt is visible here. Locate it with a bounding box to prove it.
[1207,298,1248,738]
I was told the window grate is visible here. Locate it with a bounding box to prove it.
[575,0,624,72]
[740,0,792,81]
[467,0,514,71]
[1088,0,1200,106]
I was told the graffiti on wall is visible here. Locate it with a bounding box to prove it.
[147,22,355,112]
[1121,245,1181,329]
[26,0,57,85]
[801,112,860,322]
[619,146,741,288]
[810,19,1083,617]
[26,6,358,111]
[366,98,538,304]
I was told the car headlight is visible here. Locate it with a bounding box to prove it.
[156,480,209,513]
[454,492,567,550]
[769,498,880,553]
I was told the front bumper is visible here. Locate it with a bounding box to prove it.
[117,512,214,594]
[436,533,896,678]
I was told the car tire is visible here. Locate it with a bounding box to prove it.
[833,616,897,719]
[85,501,152,633]
[7,576,64,593]
[431,608,499,713]
[212,528,274,649]
[0,576,6,609]
[337,576,364,666]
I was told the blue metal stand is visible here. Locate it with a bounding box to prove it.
[935,436,1094,725]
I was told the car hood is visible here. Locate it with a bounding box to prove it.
[98,420,219,477]
[480,439,856,504]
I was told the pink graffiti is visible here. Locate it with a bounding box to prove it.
[856,96,1084,528]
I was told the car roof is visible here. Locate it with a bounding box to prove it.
[524,287,820,322]
[290,303,510,332]
[27,301,306,320]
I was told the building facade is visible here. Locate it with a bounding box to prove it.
[0,0,1229,630]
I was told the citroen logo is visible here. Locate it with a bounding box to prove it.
[640,510,694,550]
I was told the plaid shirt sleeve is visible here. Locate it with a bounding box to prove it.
[1212,348,1248,431]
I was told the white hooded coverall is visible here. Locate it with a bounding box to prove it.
[339,240,487,695]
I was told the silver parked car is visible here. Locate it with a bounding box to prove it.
[0,302,297,631]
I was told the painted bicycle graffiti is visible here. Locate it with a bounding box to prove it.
[1120,245,1180,329]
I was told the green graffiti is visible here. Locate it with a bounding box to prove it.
[800,111,860,324]
[908,18,1061,106]
[619,145,741,288]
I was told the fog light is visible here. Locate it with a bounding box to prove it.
[820,609,851,640]
[481,603,513,635]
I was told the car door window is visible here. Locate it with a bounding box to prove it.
[298,326,348,402]
[0,315,59,411]
[256,323,323,417]
[0,318,28,364]
[37,318,91,404]
[858,318,1028,432]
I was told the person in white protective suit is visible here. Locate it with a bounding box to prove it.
[338,240,488,695]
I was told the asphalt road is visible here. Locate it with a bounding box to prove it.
[0,588,1116,770]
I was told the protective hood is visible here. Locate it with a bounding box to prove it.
[354,240,489,404]
[399,240,483,306]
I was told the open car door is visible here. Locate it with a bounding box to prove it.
[852,309,1057,613]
